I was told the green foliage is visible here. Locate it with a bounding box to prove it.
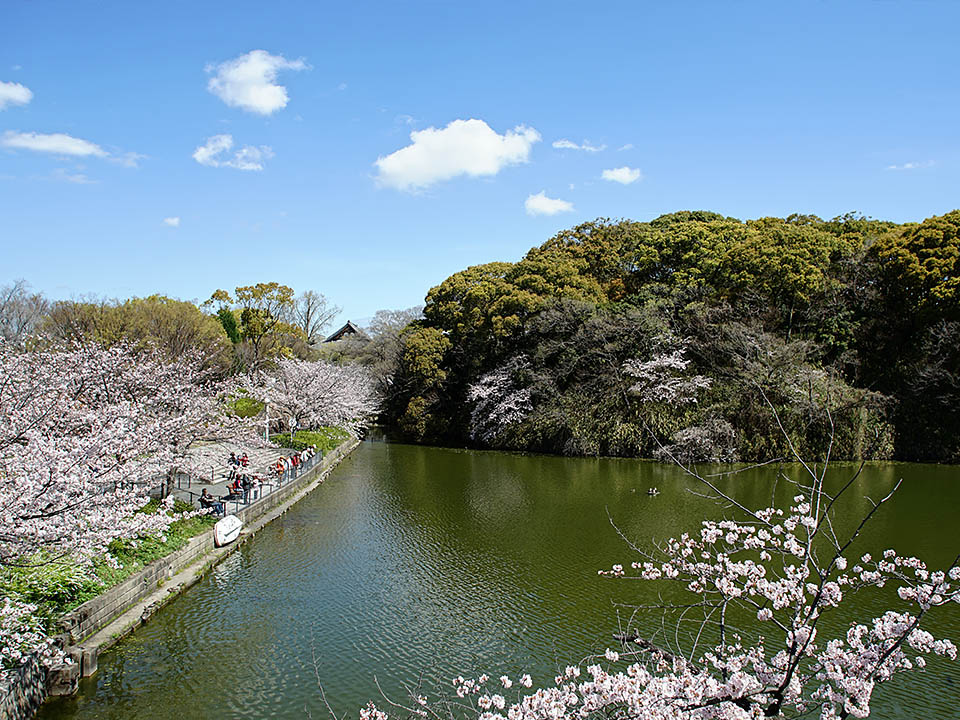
[383,210,954,462]
[217,307,241,343]
[423,262,524,345]
[42,294,232,373]
[398,395,435,441]
[272,426,350,453]
[230,395,265,418]
[94,505,217,590]
[0,559,104,628]
[873,210,960,319]
[205,282,311,372]
[399,326,451,388]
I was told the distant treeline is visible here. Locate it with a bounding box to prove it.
[0,282,341,375]
[380,210,960,463]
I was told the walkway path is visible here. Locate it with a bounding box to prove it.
[169,440,320,515]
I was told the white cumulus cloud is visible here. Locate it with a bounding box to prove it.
[552,139,606,152]
[2,130,107,157]
[192,134,273,171]
[525,191,573,216]
[0,81,32,110]
[602,166,642,184]
[163,217,181,227]
[375,118,541,191]
[207,50,307,115]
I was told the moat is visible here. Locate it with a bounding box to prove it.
[40,440,960,720]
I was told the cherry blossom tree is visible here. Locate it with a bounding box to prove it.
[0,341,253,564]
[243,358,379,434]
[623,342,712,406]
[466,355,533,444]
[1,598,61,671]
[1,340,254,672]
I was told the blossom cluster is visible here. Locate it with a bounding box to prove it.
[466,355,533,444]
[242,358,379,434]
[623,344,711,406]
[0,598,66,671]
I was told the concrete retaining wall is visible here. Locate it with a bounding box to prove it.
[56,530,216,648]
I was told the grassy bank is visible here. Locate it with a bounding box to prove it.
[0,500,217,633]
[272,426,351,452]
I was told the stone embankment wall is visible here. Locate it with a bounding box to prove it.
[1,436,360,720]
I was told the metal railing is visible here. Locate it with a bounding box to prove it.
[195,451,324,517]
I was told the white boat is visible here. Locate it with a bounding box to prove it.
[214,514,243,547]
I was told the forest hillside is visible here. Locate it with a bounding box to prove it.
[382,210,960,463]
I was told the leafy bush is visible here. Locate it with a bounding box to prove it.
[230,395,265,418]
[95,501,218,588]
[272,426,350,453]
[0,561,104,629]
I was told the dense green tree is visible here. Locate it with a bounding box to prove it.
[205,282,308,371]
[394,325,453,441]
[216,307,241,344]
[872,210,960,319]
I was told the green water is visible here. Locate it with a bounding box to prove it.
[39,441,960,719]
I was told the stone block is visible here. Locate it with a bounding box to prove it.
[46,661,79,696]
[81,646,98,677]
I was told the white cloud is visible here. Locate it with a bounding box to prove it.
[0,81,32,110]
[886,160,934,171]
[602,166,643,184]
[206,50,307,115]
[2,130,106,157]
[375,119,540,191]
[193,134,232,165]
[163,216,181,227]
[552,138,606,152]
[50,168,96,184]
[192,134,273,171]
[525,191,573,216]
[618,143,634,151]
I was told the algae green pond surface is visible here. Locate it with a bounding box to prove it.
[40,440,960,719]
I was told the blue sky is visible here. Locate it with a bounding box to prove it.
[1,1,957,327]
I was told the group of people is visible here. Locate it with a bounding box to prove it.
[198,445,323,516]
[273,445,319,480]
[227,452,249,479]
[199,471,265,514]
[226,471,263,500]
